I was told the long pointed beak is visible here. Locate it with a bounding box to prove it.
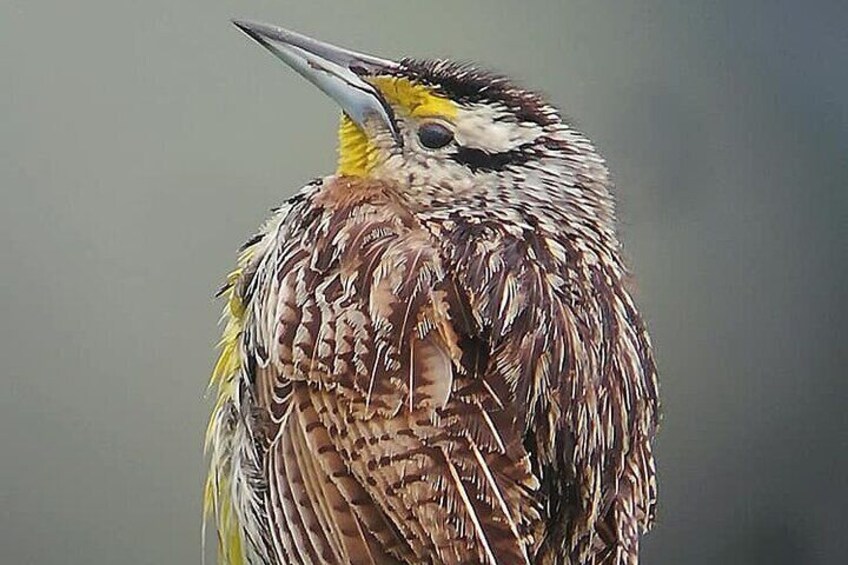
[233,20,402,146]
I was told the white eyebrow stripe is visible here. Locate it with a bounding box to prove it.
[455,104,544,153]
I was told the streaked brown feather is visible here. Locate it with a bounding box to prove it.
[240,177,545,564]
[220,170,658,564]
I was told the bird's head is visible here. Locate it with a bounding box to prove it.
[234,20,614,229]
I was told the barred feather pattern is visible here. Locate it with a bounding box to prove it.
[208,145,659,564]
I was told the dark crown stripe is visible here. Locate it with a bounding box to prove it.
[397,59,558,126]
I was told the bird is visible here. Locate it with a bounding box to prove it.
[205,20,660,565]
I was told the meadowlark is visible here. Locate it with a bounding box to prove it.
[206,20,659,565]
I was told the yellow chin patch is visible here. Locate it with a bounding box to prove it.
[336,77,457,177]
[337,114,377,177]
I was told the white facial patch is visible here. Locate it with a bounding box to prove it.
[453,103,545,153]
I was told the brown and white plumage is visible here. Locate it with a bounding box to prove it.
[207,22,659,565]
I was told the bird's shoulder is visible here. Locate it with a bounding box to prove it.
[237,175,469,417]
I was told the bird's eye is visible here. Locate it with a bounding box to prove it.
[417,122,454,150]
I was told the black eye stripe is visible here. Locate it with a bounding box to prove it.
[450,144,535,173]
[417,122,454,149]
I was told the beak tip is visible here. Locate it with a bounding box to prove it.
[231,19,255,36]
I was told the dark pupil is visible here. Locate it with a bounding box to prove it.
[418,122,454,149]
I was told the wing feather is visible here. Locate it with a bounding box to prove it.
[242,178,543,563]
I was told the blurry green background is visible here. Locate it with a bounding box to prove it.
[2,1,845,563]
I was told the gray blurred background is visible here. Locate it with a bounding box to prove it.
[2,1,846,563]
